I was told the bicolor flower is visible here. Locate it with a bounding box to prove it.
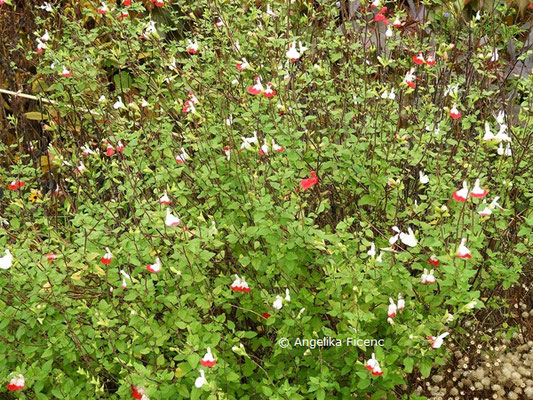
[397,294,405,311]
[392,17,402,27]
[271,139,284,152]
[236,58,250,71]
[366,353,384,376]
[152,0,164,6]
[413,52,425,65]
[299,171,318,191]
[146,257,161,273]
[457,238,472,258]
[36,39,47,53]
[74,161,86,174]
[470,179,487,198]
[8,180,25,190]
[159,191,170,205]
[453,181,469,202]
[194,370,206,388]
[420,268,436,284]
[200,348,216,367]
[214,17,224,27]
[120,269,131,289]
[6,374,25,391]
[106,142,115,156]
[165,209,180,227]
[266,4,277,17]
[286,42,301,62]
[388,297,397,318]
[62,67,72,77]
[259,139,269,155]
[224,146,231,161]
[429,332,449,349]
[478,197,503,216]
[263,82,276,98]
[131,385,147,399]
[101,247,112,265]
[117,141,125,153]
[47,253,57,262]
[230,275,251,292]
[247,77,264,95]
[449,104,461,119]
[0,249,13,270]
[97,2,109,14]
[404,68,416,88]
[428,254,439,267]
[426,54,436,66]
[187,39,198,54]
[175,148,189,163]
[82,145,94,156]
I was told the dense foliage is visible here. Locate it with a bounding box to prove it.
[0,0,532,398]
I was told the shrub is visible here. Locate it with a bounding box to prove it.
[0,0,531,398]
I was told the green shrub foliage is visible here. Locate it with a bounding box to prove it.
[0,0,532,398]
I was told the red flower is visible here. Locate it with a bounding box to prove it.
[262,313,271,319]
[299,171,318,191]
[124,0,131,5]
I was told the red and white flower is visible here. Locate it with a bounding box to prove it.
[62,66,72,77]
[426,54,436,66]
[131,385,148,399]
[404,68,416,88]
[457,238,472,258]
[200,347,216,367]
[224,146,231,161]
[117,141,125,153]
[120,270,131,289]
[263,82,276,98]
[151,0,164,7]
[6,374,25,392]
[259,139,269,155]
[8,180,25,190]
[165,209,180,227]
[428,254,439,267]
[106,142,115,156]
[478,196,503,217]
[392,17,402,27]
[47,253,57,262]
[286,42,301,62]
[413,52,425,65]
[187,39,198,54]
[429,332,449,349]
[230,274,251,292]
[469,178,487,198]
[453,181,469,202]
[146,257,161,273]
[236,58,250,71]
[247,77,264,95]
[366,353,384,376]
[214,17,224,28]
[159,191,170,205]
[449,104,461,119]
[101,247,112,265]
[97,2,108,14]
[420,268,436,284]
[266,4,277,17]
[271,139,284,152]
[387,297,397,318]
[175,148,189,163]
[397,294,405,311]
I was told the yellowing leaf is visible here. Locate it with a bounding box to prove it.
[24,112,46,120]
